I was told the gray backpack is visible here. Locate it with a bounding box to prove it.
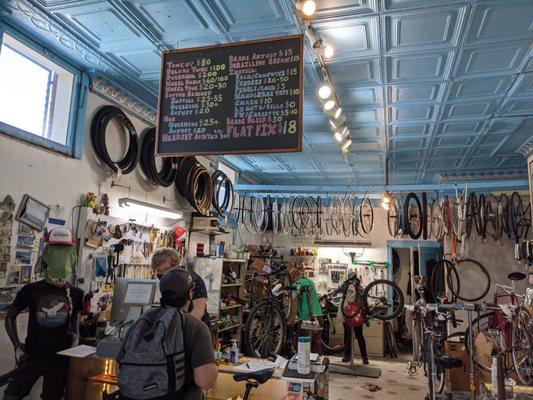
[116,307,186,399]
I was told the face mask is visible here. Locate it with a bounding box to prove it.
[41,245,76,286]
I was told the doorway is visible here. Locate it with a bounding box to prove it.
[387,241,442,356]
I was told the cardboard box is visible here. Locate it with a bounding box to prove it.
[445,340,470,391]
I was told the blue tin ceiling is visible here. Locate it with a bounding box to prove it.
[2,0,532,187]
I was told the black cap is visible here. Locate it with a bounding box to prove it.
[159,267,193,300]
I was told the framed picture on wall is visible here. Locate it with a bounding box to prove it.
[16,194,50,232]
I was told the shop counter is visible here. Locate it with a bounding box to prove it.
[66,355,327,400]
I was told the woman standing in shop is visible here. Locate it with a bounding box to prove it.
[341,281,369,365]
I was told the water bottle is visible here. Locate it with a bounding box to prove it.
[297,336,311,375]
[230,339,239,365]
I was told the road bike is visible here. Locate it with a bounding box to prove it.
[465,271,532,386]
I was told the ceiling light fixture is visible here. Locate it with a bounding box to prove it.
[296,0,317,17]
[335,127,349,142]
[318,84,332,99]
[341,139,352,151]
[324,100,335,111]
[334,107,342,119]
[329,120,337,130]
[323,44,334,59]
[118,198,183,220]
[381,191,392,210]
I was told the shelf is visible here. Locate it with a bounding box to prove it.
[190,229,228,236]
[222,258,247,263]
[221,282,243,288]
[218,323,242,332]
[220,304,243,312]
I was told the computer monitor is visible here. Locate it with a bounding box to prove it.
[110,278,160,325]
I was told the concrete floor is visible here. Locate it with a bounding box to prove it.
[328,354,428,400]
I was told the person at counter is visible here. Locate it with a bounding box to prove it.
[3,227,84,400]
[151,248,211,327]
[117,268,217,400]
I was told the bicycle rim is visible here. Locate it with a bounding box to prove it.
[244,302,286,358]
[512,306,533,385]
[363,279,405,320]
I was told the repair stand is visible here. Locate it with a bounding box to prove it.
[329,329,381,378]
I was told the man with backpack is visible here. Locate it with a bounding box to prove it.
[117,268,217,399]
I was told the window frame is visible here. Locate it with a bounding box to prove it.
[0,22,89,158]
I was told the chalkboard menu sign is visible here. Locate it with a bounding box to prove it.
[156,35,303,156]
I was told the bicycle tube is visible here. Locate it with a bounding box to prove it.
[447,258,490,302]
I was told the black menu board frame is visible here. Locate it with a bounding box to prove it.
[156,34,304,157]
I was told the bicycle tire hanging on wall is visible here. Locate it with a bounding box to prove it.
[90,105,139,175]
[139,128,179,187]
[175,156,212,215]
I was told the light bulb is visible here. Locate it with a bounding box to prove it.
[323,44,334,59]
[334,131,343,142]
[302,0,316,16]
[334,107,342,119]
[318,84,331,99]
[329,120,337,130]
[324,100,335,111]
[341,139,352,151]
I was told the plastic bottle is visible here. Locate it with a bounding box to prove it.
[230,339,239,365]
[491,357,498,396]
[297,336,311,375]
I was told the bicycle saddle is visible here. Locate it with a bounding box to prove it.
[438,355,463,369]
[508,272,526,282]
[233,368,274,384]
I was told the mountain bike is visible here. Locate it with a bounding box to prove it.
[243,263,294,358]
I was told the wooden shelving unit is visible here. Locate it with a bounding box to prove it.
[218,258,247,348]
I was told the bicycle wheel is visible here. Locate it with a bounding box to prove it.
[465,192,478,240]
[476,193,487,238]
[363,279,404,320]
[510,191,526,242]
[512,306,533,385]
[431,200,445,240]
[485,194,502,241]
[387,197,402,238]
[358,196,374,235]
[341,197,353,238]
[404,192,423,239]
[446,258,490,302]
[499,193,511,238]
[464,312,513,374]
[244,301,286,358]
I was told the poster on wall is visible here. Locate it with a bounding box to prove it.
[156,35,304,156]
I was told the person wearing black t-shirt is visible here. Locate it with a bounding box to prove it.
[3,228,84,400]
[151,248,211,328]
